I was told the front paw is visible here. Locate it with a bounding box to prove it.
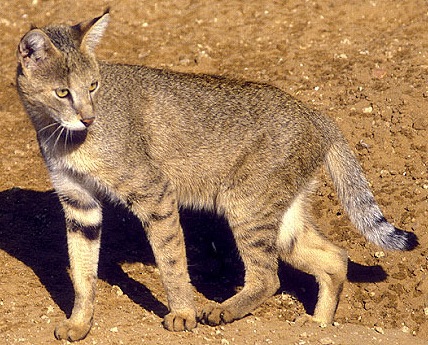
[54,318,93,342]
[163,308,197,332]
[199,302,235,326]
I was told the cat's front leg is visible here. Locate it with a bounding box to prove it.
[147,211,197,332]
[52,175,102,342]
[128,183,197,332]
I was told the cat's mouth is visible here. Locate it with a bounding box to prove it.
[61,121,88,131]
[38,119,89,151]
[58,117,95,131]
[49,108,96,131]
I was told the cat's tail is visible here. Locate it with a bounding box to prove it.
[324,138,418,251]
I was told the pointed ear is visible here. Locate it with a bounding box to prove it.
[74,10,110,53]
[17,29,60,70]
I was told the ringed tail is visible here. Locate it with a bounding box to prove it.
[324,138,418,251]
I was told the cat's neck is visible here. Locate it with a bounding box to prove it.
[37,121,89,158]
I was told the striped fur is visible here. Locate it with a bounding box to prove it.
[17,11,418,342]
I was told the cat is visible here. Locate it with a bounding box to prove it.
[16,10,418,342]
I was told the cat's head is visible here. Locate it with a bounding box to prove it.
[17,11,109,133]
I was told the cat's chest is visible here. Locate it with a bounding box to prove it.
[53,149,121,202]
[59,134,118,174]
[58,145,138,196]
[57,145,120,187]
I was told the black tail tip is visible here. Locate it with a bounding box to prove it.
[370,222,418,251]
[401,230,419,251]
[387,228,419,251]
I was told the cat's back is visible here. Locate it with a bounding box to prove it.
[97,61,325,134]
[95,61,336,177]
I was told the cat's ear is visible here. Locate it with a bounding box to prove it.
[17,29,61,71]
[75,9,110,54]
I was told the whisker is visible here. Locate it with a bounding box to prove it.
[38,122,59,134]
[53,127,65,151]
[42,125,63,146]
[64,128,70,152]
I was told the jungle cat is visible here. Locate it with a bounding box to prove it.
[16,10,417,342]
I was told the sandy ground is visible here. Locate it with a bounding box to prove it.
[0,1,427,344]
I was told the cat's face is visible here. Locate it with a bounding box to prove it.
[17,36,101,132]
[17,12,109,133]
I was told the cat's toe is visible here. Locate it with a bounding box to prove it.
[54,318,92,342]
[200,302,235,326]
[163,308,197,332]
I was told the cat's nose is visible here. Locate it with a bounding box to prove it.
[80,117,95,127]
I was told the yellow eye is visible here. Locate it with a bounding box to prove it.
[89,81,98,92]
[55,88,69,98]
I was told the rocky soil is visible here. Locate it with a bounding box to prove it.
[0,1,427,344]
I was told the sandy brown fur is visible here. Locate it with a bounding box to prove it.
[16,11,417,342]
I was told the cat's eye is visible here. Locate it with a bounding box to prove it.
[89,81,98,92]
[55,88,69,98]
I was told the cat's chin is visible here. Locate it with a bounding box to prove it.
[61,121,89,132]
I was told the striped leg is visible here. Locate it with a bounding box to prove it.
[201,205,280,325]
[52,177,102,341]
[127,182,196,332]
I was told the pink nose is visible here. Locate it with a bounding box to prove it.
[81,117,95,127]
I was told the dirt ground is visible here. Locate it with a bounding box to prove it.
[1,0,427,344]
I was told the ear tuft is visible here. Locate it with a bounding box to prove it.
[75,11,110,53]
[18,29,59,70]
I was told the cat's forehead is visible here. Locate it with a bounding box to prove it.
[59,58,99,88]
[42,25,80,53]
[38,25,97,79]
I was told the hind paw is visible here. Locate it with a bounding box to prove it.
[199,302,236,326]
[294,314,331,328]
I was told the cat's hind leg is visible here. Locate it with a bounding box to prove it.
[200,201,281,325]
[277,188,348,325]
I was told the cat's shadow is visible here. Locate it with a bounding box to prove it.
[0,187,387,320]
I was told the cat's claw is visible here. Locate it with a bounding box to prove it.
[199,302,235,326]
[163,308,197,332]
[54,318,92,342]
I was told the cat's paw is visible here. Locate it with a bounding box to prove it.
[199,302,235,326]
[294,314,330,328]
[163,308,197,332]
[54,318,92,342]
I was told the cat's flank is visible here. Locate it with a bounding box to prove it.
[17,11,417,342]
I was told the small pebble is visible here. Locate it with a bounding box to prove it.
[319,337,334,344]
[362,106,373,113]
[374,326,384,334]
[401,325,410,333]
[112,285,124,296]
[374,251,385,258]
